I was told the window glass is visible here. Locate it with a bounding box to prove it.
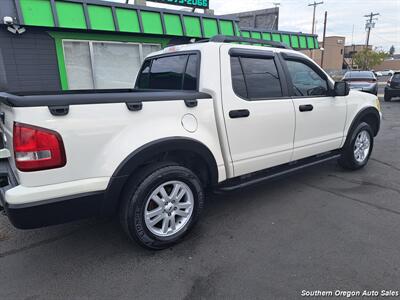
[344,71,375,80]
[63,41,161,90]
[285,60,328,96]
[64,41,94,89]
[230,57,247,98]
[136,54,200,91]
[183,55,198,90]
[392,73,400,82]
[148,55,188,90]
[92,42,141,89]
[137,60,151,89]
[237,57,282,99]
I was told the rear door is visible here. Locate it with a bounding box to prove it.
[280,53,347,161]
[220,45,295,177]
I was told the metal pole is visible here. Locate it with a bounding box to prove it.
[308,1,323,59]
[366,13,372,48]
[311,5,316,34]
[308,1,323,35]
[321,11,327,69]
[364,12,379,48]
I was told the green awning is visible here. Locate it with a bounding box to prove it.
[240,28,319,50]
[17,0,239,38]
[15,0,319,49]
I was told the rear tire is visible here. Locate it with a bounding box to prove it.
[384,94,391,102]
[120,163,204,250]
[339,122,374,170]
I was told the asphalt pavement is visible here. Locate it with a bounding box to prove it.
[1,96,400,300]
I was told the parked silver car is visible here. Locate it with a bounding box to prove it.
[342,71,378,95]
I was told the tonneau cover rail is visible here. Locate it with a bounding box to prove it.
[0,91,212,107]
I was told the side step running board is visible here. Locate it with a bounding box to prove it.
[217,152,341,192]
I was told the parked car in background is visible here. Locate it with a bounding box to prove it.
[342,71,378,95]
[373,71,383,77]
[384,72,400,102]
[381,69,395,76]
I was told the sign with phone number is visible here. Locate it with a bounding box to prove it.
[147,0,209,9]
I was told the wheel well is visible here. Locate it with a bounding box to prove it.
[359,112,380,136]
[102,138,219,217]
[136,150,212,188]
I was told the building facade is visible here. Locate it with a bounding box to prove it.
[0,0,319,92]
[221,7,279,31]
[312,36,346,71]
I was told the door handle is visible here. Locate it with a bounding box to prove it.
[299,104,314,112]
[229,109,250,119]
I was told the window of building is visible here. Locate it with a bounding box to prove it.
[136,54,199,91]
[63,40,161,90]
[230,56,282,99]
[285,60,328,96]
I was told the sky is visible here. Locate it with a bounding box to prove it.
[111,0,400,52]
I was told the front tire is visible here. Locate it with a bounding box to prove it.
[339,122,374,170]
[120,163,204,250]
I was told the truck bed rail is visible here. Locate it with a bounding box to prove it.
[0,90,212,107]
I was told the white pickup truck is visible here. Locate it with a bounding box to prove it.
[0,36,381,249]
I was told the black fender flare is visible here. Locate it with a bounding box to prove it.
[345,106,380,145]
[101,137,219,215]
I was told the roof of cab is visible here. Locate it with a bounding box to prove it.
[147,40,301,60]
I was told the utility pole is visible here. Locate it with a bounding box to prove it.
[308,1,323,59]
[271,3,280,30]
[308,1,323,35]
[364,12,379,48]
[320,11,327,69]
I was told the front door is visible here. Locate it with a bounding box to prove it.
[220,45,296,177]
[281,56,347,161]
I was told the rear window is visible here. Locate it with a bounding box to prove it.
[392,73,400,81]
[344,71,375,80]
[135,53,199,90]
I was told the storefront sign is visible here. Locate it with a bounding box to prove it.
[147,0,209,9]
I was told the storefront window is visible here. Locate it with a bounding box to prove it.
[63,40,161,90]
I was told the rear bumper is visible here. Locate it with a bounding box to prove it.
[4,191,104,229]
[0,159,107,229]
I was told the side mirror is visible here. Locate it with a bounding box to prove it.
[334,81,350,96]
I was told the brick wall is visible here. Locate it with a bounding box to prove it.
[375,60,400,72]
[0,26,61,92]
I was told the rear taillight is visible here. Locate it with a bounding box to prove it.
[13,122,66,172]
